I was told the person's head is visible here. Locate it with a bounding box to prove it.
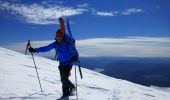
[55,29,64,43]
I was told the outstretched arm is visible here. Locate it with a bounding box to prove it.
[35,41,56,53]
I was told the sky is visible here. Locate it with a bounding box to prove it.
[0,0,170,57]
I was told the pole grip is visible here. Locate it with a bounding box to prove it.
[25,40,31,55]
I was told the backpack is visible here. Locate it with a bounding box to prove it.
[55,35,79,62]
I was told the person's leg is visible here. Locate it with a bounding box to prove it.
[59,65,70,96]
[59,65,74,96]
[66,66,75,88]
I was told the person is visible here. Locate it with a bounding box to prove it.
[29,28,79,97]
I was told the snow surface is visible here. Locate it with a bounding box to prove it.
[151,86,170,93]
[0,47,170,100]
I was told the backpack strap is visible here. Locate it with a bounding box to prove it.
[65,35,72,51]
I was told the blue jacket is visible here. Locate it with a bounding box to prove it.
[35,36,79,66]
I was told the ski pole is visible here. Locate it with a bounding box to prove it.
[31,52,43,92]
[78,61,83,79]
[25,40,43,92]
[75,65,78,100]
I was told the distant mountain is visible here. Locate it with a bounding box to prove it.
[76,57,170,87]
[79,57,114,69]
[102,58,170,87]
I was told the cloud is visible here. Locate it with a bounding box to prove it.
[0,1,87,24]
[77,3,89,8]
[0,1,145,23]
[4,40,55,58]
[90,8,143,17]
[77,37,170,57]
[122,8,143,15]
[41,0,64,5]
[3,37,170,58]
[91,8,118,17]
[96,11,114,16]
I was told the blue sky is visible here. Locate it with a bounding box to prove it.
[0,0,170,57]
[0,0,170,45]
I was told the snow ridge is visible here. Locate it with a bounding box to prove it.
[0,47,170,100]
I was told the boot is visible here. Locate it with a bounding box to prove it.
[62,86,70,96]
[69,85,76,95]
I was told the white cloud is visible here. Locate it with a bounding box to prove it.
[96,11,114,16]
[91,7,143,17]
[0,1,87,24]
[3,37,170,58]
[77,37,170,57]
[91,8,118,17]
[0,1,145,22]
[122,8,143,15]
[41,0,64,5]
[77,3,89,8]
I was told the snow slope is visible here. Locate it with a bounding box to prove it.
[0,47,170,100]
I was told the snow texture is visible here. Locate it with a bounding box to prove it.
[0,47,170,100]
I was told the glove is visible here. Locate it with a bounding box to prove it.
[29,47,36,53]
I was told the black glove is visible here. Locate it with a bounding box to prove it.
[29,47,36,53]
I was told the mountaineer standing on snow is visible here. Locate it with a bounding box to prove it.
[28,18,79,98]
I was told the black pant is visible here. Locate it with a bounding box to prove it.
[59,65,75,96]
